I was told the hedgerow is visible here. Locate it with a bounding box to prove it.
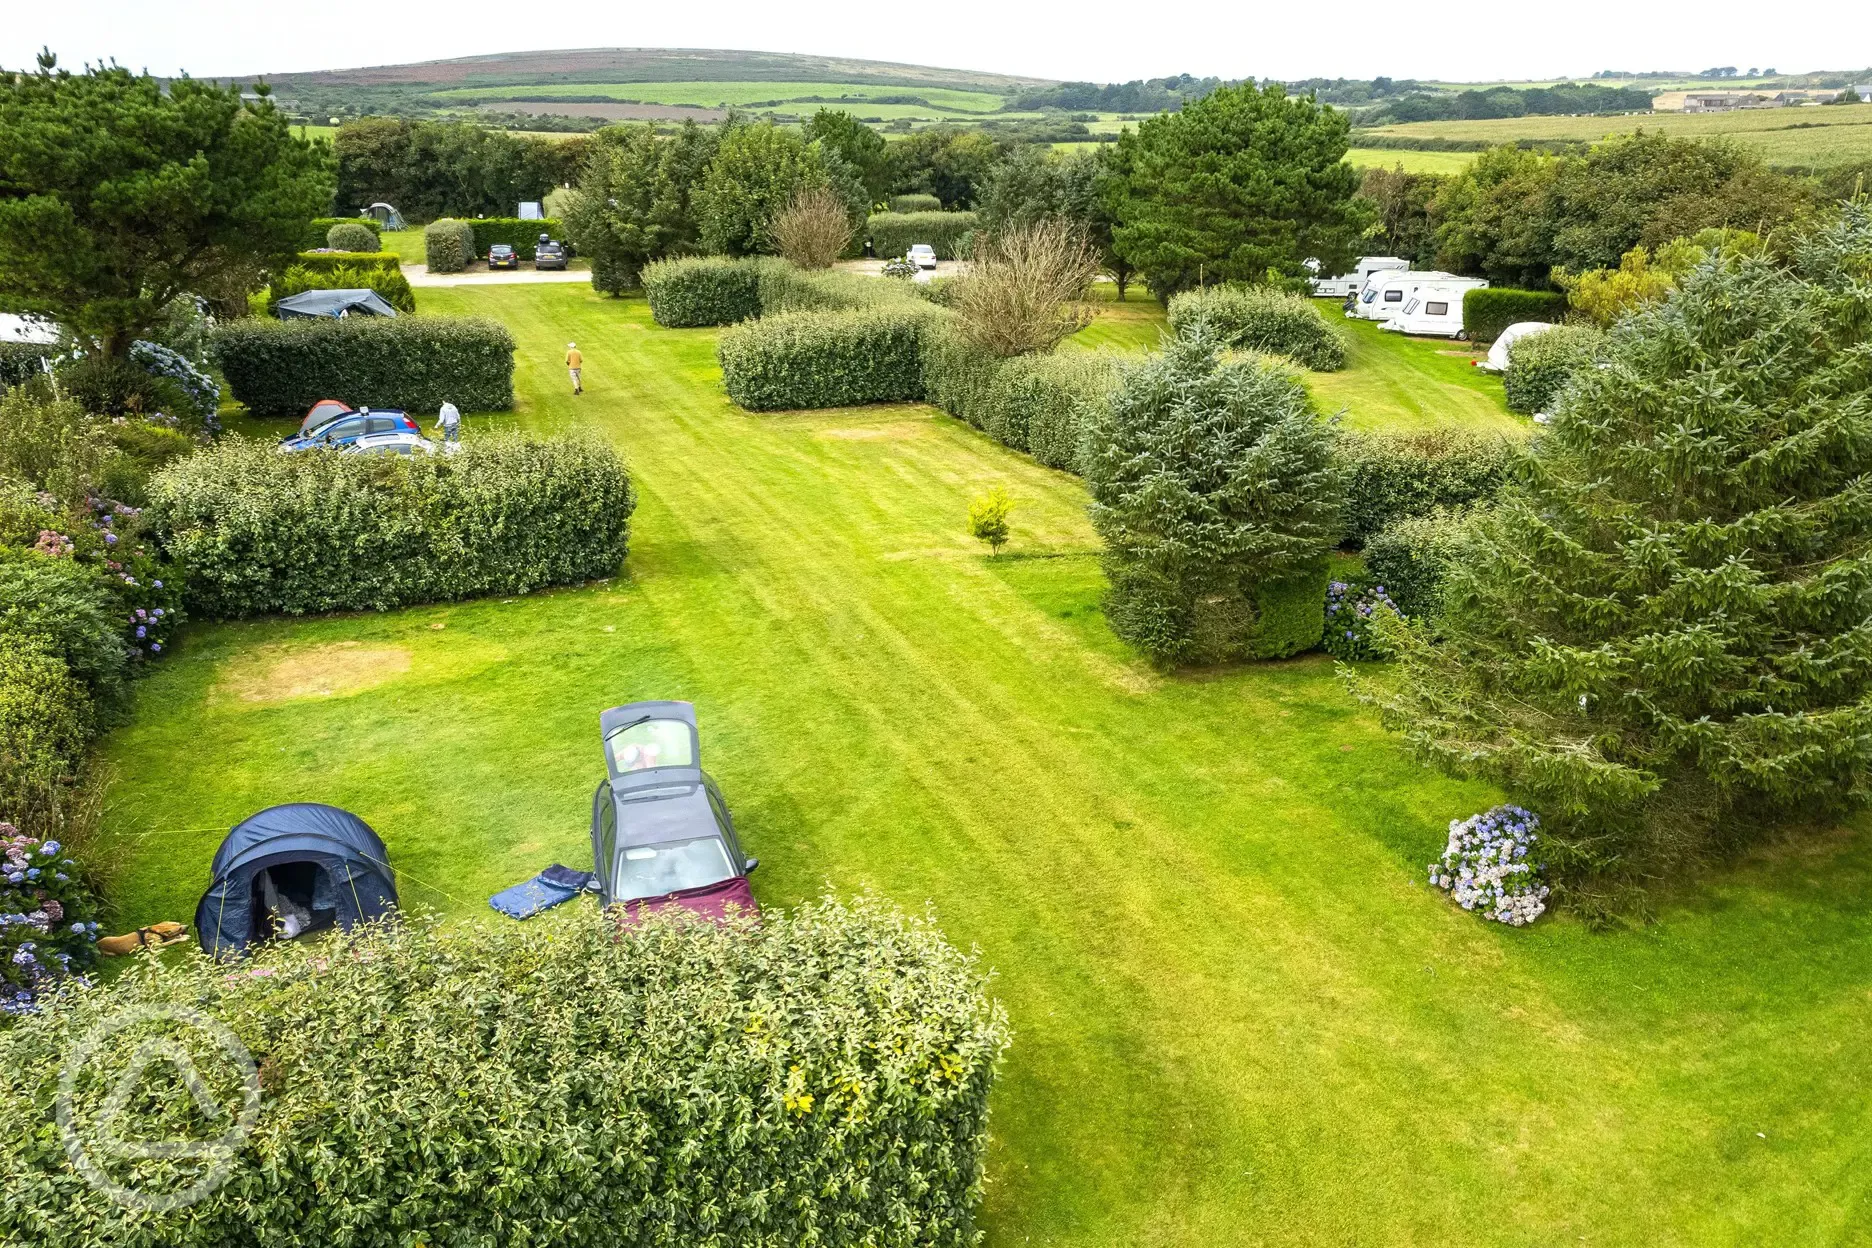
[287,251,403,278]
[1337,428,1522,545]
[719,306,939,411]
[271,262,417,315]
[1166,285,1346,371]
[865,211,978,261]
[0,824,101,1015]
[210,316,514,417]
[147,434,634,617]
[920,324,1121,472]
[888,193,943,214]
[423,218,476,273]
[1503,323,1604,415]
[643,256,769,327]
[1461,288,1568,342]
[1362,508,1474,620]
[757,263,913,315]
[467,217,563,259]
[0,553,130,701]
[303,216,382,251]
[0,638,92,840]
[0,896,1009,1247]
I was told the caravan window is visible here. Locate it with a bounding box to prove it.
[1426,301,1449,316]
[1361,287,1378,303]
[1384,289,1403,302]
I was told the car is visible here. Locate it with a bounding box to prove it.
[488,243,519,270]
[342,431,436,457]
[907,243,938,270]
[278,408,419,452]
[589,700,758,922]
[534,236,567,271]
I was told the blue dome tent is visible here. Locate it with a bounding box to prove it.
[194,804,399,956]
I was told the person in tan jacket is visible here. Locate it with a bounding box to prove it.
[565,342,583,395]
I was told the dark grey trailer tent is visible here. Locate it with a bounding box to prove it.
[195,804,399,956]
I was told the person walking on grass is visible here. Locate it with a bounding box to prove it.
[434,400,461,444]
[565,342,583,395]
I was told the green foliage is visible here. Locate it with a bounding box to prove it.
[0,56,333,355]
[0,637,93,838]
[288,251,403,277]
[323,221,380,253]
[1108,84,1361,298]
[889,193,943,214]
[305,216,382,251]
[147,434,633,617]
[466,217,564,260]
[564,121,717,293]
[975,147,1133,296]
[968,486,1014,555]
[806,110,892,204]
[0,896,1008,1246]
[1461,288,1568,342]
[272,262,416,315]
[334,117,587,222]
[210,316,515,417]
[1502,323,1604,415]
[423,218,476,273]
[864,211,979,262]
[756,263,910,315]
[1322,576,1400,661]
[1357,208,1872,896]
[1166,285,1347,370]
[699,121,836,257]
[0,552,128,700]
[920,321,1122,472]
[1362,508,1474,619]
[643,256,769,327]
[1084,332,1345,665]
[1356,166,1446,268]
[719,306,939,410]
[884,126,1001,210]
[1337,427,1522,544]
[0,344,50,389]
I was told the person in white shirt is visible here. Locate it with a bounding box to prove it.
[434,401,461,443]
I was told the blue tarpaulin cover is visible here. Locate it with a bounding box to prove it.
[490,864,594,920]
[274,289,398,319]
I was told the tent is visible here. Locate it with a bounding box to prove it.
[275,289,398,320]
[194,803,399,957]
[363,202,406,230]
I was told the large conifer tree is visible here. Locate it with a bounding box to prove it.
[1360,207,1872,896]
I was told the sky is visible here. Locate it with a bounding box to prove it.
[5,0,1868,84]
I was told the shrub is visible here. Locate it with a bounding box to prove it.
[0,343,50,389]
[0,825,101,1015]
[271,261,417,315]
[1337,427,1522,545]
[210,316,515,417]
[968,487,1013,554]
[1362,508,1473,620]
[1503,323,1604,415]
[1428,806,1550,927]
[719,306,938,411]
[920,325,1123,472]
[952,219,1098,357]
[0,896,1009,1245]
[128,339,221,428]
[288,251,403,277]
[1085,332,1345,665]
[889,193,943,214]
[1461,288,1568,342]
[1166,285,1347,371]
[1323,577,1400,661]
[865,211,979,261]
[0,640,93,843]
[148,434,632,617]
[772,186,854,270]
[643,256,768,327]
[324,221,380,253]
[756,262,910,315]
[303,216,382,251]
[423,218,476,273]
[0,552,129,700]
[467,217,564,260]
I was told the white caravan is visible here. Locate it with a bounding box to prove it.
[1311,255,1408,299]
[1478,321,1559,372]
[1379,278,1490,337]
[1350,269,1457,321]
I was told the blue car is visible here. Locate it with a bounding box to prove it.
[278,407,419,452]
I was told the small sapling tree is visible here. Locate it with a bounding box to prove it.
[968,487,1014,556]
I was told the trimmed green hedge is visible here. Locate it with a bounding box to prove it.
[1363,508,1474,620]
[0,896,1008,1248]
[467,217,563,260]
[1462,287,1568,342]
[424,218,476,273]
[324,221,381,253]
[920,323,1121,472]
[1338,428,1523,545]
[148,434,633,617]
[757,264,911,315]
[1166,286,1346,371]
[719,306,939,410]
[1503,323,1604,415]
[864,212,978,261]
[272,261,416,315]
[290,251,402,277]
[210,316,514,417]
[888,193,943,214]
[1248,560,1330,659]
[644,256,769,327]
[0,553,130,701]
[303,216,382,252]
[0,636,92,836]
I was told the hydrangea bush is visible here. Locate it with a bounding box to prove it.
[1323,578,1399,661]
[1428,805,1550,926]
[0,827,100,1015]
[130,339,220,432]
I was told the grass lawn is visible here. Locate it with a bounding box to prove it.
[95,283,1871,1244]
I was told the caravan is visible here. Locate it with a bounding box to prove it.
[1311,256,1408,300]
[1379,277,1490,338]
[1349,270,1458,321]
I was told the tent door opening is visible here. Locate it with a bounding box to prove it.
[252,861,336,942]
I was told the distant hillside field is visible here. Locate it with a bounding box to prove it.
[429,80,1009,114]
[1358,103,1872,166]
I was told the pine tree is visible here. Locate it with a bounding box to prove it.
[1085,331,1345,665]
[1358,207,1872,899]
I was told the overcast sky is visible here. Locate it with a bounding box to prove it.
[5,0,1867,84]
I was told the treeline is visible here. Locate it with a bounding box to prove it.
[334,119,589,221]
[1378,82,1656,123]
[1006,75,1228,113]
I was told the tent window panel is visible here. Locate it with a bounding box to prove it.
[1426,301,1449,316]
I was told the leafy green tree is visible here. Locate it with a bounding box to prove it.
[978,146,1135,298]
[0,52,332,355]
[696,121,835,256]
[562,121,717,293]
[1425,145,1559,287]
[885,126,1001,209]
[1084,331,1345,665]
[334,119,587,221]
[803,109,890,205]
[1357,207,1872,901]
[1108,84,1361,298]
[967,487,1014,555]
[1356,165,1448,267]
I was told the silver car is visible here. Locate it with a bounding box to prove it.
[342,431,437,457]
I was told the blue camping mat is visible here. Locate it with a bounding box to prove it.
[489,864,595,920]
